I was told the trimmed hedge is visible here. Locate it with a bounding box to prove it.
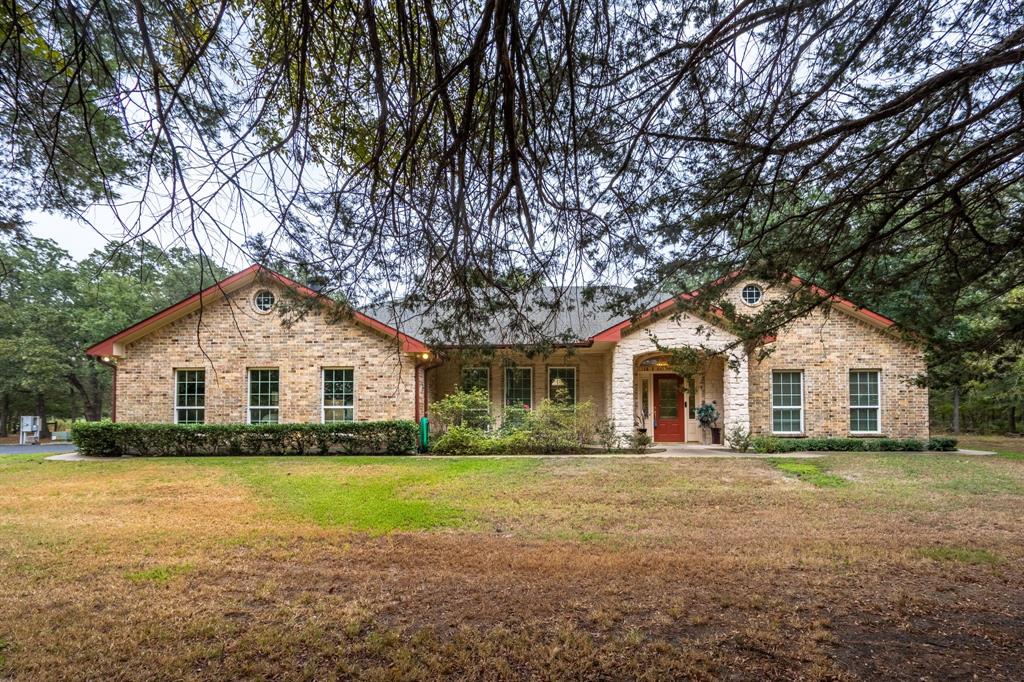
[751,436,957,454]
[926,436,958,451]
[71,420,418,457]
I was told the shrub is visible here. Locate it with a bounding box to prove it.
[431,400,595,455]
[751,435,783,453]
[726,425,752,453]
[594,419,621,452]
[526,400,596,453]
[927,436,958,451]
[628,432,652,454]
[429,389,493,432]
[750,436,929,453]
[71,420,418,457]
[430,425,496,456]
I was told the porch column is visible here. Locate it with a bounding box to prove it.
[610,346,636,437]
[722,349,750,444]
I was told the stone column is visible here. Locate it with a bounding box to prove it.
[611,347,636,437]
[722,349,750,444]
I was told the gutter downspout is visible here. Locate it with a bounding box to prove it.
[95,357,118,422]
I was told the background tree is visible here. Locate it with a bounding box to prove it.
[0,236,227,431]
[1,1,1022,374]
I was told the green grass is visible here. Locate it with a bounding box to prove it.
[865,453,1024,495]
[917,547,1002,565]
[768,458,848,488]
[125,563,194,584]
[220,456,540,533]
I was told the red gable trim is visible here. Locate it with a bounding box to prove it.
[589,270,896,342]
[590,270,740,342]
[785,274,897,328]
[85,265,428,357]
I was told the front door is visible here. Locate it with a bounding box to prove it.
[653,374,685,442]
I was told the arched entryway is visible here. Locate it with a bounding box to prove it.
[633,353,725,443]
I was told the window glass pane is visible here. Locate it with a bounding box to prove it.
[249,369,279,423]
[773,408,802,433]
[249,408,279,424]
[175,370,205,424]
[772,371,802,432]
[850,408,878,432]
[849,371,879,431]
[657,377,679,418]
[505,368,532,407]
[849,371,879,407]
[772,371,802,407]
[323,369,354,422]
[176,409,204,424]
[460,367,491,428]
[461,367,489,393]
[687,378,697,419]
[548,368,576,405]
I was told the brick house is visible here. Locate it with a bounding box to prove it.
[85,265,929,444]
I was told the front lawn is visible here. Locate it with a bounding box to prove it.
[1,450,1023,679]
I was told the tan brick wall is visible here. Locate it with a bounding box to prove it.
[728,279,929,439]
[115,281,418,423]
[427,348,612,421]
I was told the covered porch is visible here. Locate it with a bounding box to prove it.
[630,353,728,444]
[606,317,751,446]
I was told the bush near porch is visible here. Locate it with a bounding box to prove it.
[751,435,957,454]
[429,393,598,455]
[71,420,419,457]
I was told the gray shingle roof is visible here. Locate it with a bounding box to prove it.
[364,286,637,346]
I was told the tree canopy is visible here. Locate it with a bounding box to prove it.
[0,236,226,433]
[1,1,1022,366]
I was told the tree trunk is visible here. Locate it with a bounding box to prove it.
[1010,405,1018,434]
[68,371,103,421]
[951,386,961,435]
[0,393,8,437]
[35,392,50,439]
[87,370,103,420]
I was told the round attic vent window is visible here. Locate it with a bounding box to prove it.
[254,289,276,312]
[741,284,763,306]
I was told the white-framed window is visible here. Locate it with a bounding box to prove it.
[461,366,491,428]
[461,366,490,394]
[322,368,354,423]
[741,284,763,306]
[849,370,881,433]
[771,370,803,434]
[174,369,205,424]
[253,289,276,312]
[248,368,280,423]
[547,367,577,405]
[504,367,533,408]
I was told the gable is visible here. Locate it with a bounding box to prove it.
[591,272,901,345]
[85,265,427,358]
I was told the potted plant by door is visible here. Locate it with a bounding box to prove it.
[635,408,649,435]
[696,402,720,445]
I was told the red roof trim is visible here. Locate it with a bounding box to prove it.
[589,269,896,342]
[85,265,428,356]
[785,274,897,328]
[590,270,741,342]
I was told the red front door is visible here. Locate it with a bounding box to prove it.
[653,374,685,442]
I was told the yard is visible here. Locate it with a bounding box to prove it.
[1,443,1023,680]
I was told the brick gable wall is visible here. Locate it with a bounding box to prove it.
[114,281,417,423]
[727,280,929,439]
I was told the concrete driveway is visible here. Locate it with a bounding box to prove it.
[0,443,77,455]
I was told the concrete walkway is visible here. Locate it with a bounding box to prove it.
[42,446,994,462]
[1,443,77,455]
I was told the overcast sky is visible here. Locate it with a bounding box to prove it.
[25,207,251,269]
